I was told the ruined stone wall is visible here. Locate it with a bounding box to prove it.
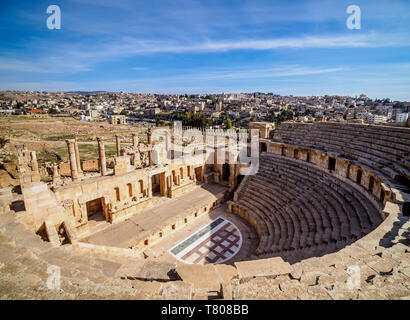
[81,159,99,172]
[54,158,207,228]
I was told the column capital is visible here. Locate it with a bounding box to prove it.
[66,139,75,145]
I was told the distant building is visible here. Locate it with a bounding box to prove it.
[89,110,101,118]
[110,115,126,125]
[366,114,388,124]
[144,108,161,118]
[80,115,92,121]
[249,122,275,139]
[396,112,409,123]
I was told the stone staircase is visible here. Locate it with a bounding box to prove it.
[0,211,192,300]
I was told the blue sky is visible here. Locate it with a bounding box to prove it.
[1,0,410,100]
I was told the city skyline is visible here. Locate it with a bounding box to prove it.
[1,0,410,100]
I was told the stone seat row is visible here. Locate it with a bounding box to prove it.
[273,128,410,192]
[278,122,410,146]
[274,125,410,159]
[259,154,382,227]
[233,154,382,259]
[275,130,409,162]
[283,124,410,147]
[275,123,410,160]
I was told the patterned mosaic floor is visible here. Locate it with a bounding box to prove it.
[169,217,242,264]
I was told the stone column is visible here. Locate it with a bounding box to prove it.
[132,133,138,148]
[147,148,152,167]
[147,129,153,166]
[52,165,60,184]
[229,165,235,187]
[115,135,121,157]
[147,128,152,145]
[74,139,83,174]
[97,137,107,176]
[30,151,39,173]
[147,176,153,198]
[66,139,79,181]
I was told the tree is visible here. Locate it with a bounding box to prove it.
[226,118,232,129]
[48,107,58,114]
[304,109,313,116]
[269,109,294,126]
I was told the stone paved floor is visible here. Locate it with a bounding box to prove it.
[169,217,242,264]
[80,183,230,248]
[148,204,259,266]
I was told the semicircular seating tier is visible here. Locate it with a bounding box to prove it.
[232,153,384,263]
[272,122,410,195]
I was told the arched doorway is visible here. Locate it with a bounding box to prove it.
[236,174,244,188]
[86,197,106,222]
[222,163,230,182]
[369,176,375,193]
[356,169,363,184]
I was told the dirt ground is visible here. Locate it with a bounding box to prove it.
[0,116,147,164]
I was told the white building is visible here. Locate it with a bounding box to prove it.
[367,114,388,124]
[80,115,92,121]
[396,112,409,123]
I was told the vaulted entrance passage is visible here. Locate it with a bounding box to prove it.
[86,198,105,222]
[152,172,167,197]
[195,166,202,182]
[222,163,230,182]
[328,157,336,171]
[236,174,244,188]
[151,173,161,196]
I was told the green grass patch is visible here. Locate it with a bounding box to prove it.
[78,144,117,161]
[37,143,118,164]
[37,149,66,165]
[46,135,74,141]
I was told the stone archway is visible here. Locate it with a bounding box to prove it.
[86,197,106,222]
[222,163,230,182]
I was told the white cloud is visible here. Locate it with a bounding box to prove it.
[65,32,410,59]
[1,32,409,75]
[0,57,92,74]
